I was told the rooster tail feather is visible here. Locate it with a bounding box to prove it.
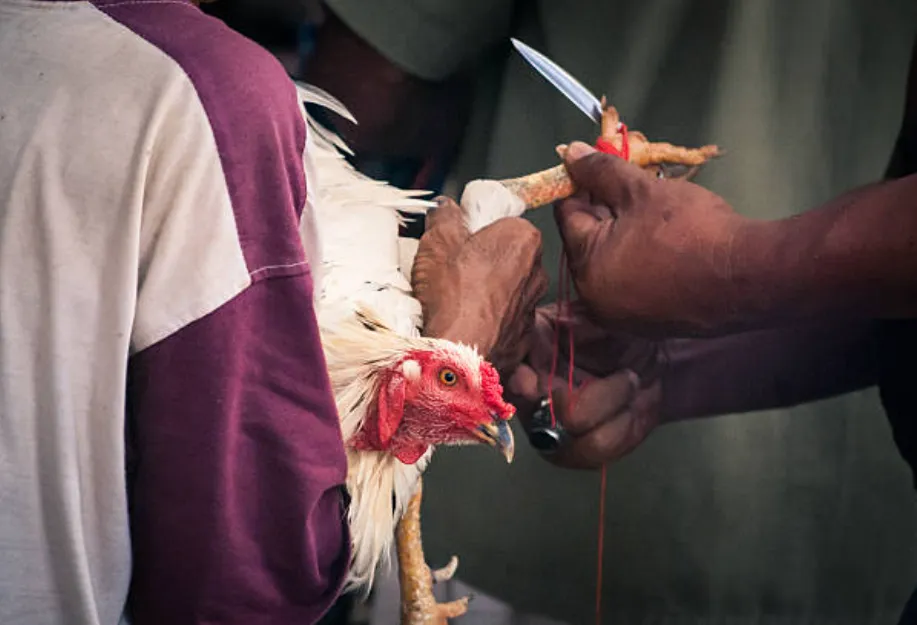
[293,81,435,217]
[295,81,357,124]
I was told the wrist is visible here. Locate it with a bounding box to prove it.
[722,217,802,329]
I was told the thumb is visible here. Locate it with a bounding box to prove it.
[424,196,470,247]
[563,141,647,210]
[427,196,469,233]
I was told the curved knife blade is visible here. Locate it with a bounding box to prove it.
[511,38,604,125]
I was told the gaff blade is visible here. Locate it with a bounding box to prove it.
[511,38,604,124]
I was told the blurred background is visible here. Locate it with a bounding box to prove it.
[201,1,917,623]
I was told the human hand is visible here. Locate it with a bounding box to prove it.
[411,198,548,374]
[506,303,663,469]
[556,142,756,335]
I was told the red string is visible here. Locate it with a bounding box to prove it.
[547,250,574,427]
[548,251,608,625]
[595,123,630,161]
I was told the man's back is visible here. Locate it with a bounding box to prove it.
[0,2,349,623]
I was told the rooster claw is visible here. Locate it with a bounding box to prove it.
[436,596,471,620]
[431,556,459,584]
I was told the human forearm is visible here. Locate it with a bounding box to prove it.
[660,320,878,422]
[732,174,917,326]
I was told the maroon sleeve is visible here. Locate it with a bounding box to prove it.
[126,273,349,625]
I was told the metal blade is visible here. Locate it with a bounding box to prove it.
[511,38,603,124]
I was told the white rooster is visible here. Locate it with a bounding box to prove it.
[295,83,526,624]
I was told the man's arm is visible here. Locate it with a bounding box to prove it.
[733,36,917,325]
[507,308,877,468]
[557,140,917,335]
[660,321,879,422]
[734,173,917,326]
[555,37,917,335]
[101,5,350,622]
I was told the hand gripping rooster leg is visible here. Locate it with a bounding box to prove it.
[498,101,722,210]
[396,479,470,624]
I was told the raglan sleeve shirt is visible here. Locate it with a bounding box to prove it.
[114,6,351,624]
[0,2,349,624]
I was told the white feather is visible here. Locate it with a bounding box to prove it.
[459,179,528,234]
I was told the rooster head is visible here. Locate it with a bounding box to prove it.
[351,343,516,466]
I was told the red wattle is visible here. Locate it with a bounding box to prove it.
[392,443,430,465]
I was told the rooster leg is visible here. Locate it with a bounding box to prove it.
[397,479,470,624]
[498,165,574,211]
[497,101,722,210]
[498,140,721,209]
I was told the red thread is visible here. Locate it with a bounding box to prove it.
[548,251,607,625]
[547,251,573,427]
[595,123,630,161]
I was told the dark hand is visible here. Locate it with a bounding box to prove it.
[411,198,548,374]
[556,142,755,335]
[506,304,663,469]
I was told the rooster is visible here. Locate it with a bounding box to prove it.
[295,83,518,623]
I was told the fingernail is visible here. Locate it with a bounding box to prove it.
[626,369,641,391]
[566,141,596,160]
[555,143,568,158]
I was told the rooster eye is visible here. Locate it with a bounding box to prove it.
[438,368,458,386]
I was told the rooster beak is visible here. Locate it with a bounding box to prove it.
[475,418,515,464]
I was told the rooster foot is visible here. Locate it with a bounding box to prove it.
[396,480,471,624]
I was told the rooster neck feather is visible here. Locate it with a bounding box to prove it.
[320,307,481,592]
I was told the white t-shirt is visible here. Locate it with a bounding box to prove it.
[0,1,349,623]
